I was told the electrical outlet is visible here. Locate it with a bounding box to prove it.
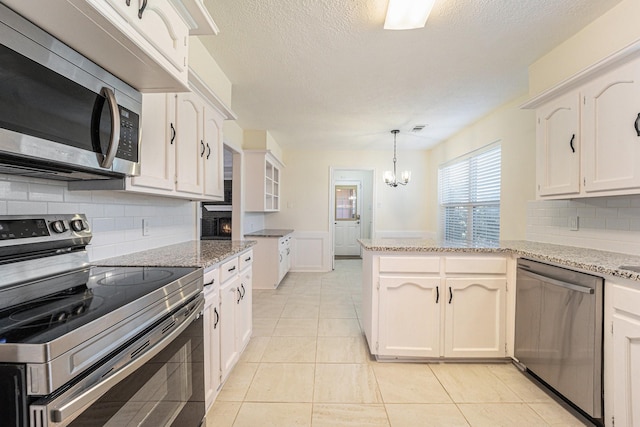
[142,218,150,236]
[568,216,579,231]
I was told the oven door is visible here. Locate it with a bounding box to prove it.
[30,295,205,427]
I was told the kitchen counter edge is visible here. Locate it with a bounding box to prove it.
[358,238,640,282]
[96,240,257,269]
[244,229,294,238]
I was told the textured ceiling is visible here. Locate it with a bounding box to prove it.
[201,0,622,150]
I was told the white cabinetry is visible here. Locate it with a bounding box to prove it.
[525,51,640,199]
[3,0,198,91]
[203,268,220,410]
[582,58,640,193]
[237,251,253,352]
[249,233,293,289]
[535,92,581,197]
[118,79,230,200]
[363,253,507,360]
[610,282,640,427]
[218,250,253,383]
[245,151,284,212]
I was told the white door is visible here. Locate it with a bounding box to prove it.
[378,276,441,358]
[613,312,640,427]
[219,278,239,381]
[536,92,581,197]
[175,93,204,195]
[334,183,361,256]
[582,57,640,193]
[444,277,506,358]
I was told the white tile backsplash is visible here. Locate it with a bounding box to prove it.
[526,195,640,255]
[0,174,196,261]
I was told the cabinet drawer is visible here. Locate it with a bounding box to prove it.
[239,250,254,271]
[220,257,239,283]
[612,284,640,316]
[203,268,218,291]
[444,256,506,274]
[378,256,440,273]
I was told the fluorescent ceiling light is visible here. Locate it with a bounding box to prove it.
[384,0,436,30]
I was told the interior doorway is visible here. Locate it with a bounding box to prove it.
[329,168,374,267]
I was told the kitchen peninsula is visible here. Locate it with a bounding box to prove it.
[360,238,640,425]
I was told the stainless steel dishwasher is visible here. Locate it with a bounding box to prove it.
[515,258,604,424]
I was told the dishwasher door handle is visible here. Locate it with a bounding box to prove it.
[518,269,594,294]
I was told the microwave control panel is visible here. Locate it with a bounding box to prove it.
[117,107,140,163]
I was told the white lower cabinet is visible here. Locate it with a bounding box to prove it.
[378,276,440,358]
[444,277,506,358]
[236,255,253,352]
[204,249,253,408]
[611,283,640,427]
[250,234,292,289]
[203,268,220,410]
[365,253,508,360]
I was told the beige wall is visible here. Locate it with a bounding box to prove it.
[264,149,431,235]
[529,0,640,96]
[426,95,536,240]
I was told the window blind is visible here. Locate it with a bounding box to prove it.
[438,144,501,245]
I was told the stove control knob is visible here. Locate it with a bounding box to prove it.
[70,219,86,232]
[50,220,67,234]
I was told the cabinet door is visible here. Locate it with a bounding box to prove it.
[236,267,253,352]
[175,93,204,194]
[536,92,581,197]
[612,284,640,427]
[203,104,224,199]
[203,289,221,409]
[131,93,176,191]
[219,278,239,381]
[582,58,640,193]
[119,0,188,75]
[378,276,441,358]
[444,277,506,358]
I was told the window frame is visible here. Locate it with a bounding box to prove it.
[438,142,501,246]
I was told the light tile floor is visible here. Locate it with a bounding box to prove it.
[207,259,593,427]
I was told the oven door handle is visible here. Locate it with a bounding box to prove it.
[35,296,204,425]
[518,269,594,294]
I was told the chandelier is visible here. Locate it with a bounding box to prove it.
[383,130,411,187]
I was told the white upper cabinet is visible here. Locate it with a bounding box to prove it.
[536,92,581,197]
[245,151,284,212]
[3,0,218,92]
[524,46,640,199]
[203,104,225,199]
[175,92,205,195]
[582,58,640,194]
[131,93,176,191]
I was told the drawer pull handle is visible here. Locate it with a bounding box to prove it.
[240,284,246,299]
[635,113,640,137]
[228,266,236,272]
[170,123,176,144]
[448,287,453,304]
[435,286,439,303]
[245,257,251,262]
[237,289,241,304]
[213,307,219,329]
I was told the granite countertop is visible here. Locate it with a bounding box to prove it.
[96,240,257,269]
[358,238,640,282]
[244,229,294,238]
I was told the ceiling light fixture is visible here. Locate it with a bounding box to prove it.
[384,0,436,30]
[383,130,411,187]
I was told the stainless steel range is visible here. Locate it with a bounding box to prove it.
[0,214,205,427]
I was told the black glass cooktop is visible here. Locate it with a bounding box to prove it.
[0,265,198,344]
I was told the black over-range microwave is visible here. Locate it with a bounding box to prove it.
[0,3,142,181]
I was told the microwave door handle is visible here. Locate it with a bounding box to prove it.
[100,87,120,169]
